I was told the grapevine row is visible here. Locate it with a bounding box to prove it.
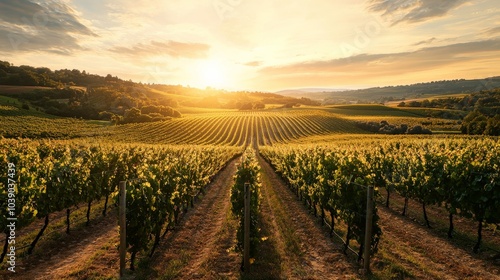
[0,139,239,266]
[371,138,500,252]
[261,138,500,254]
[109,110,364,145]
[230,148,261,261]
[260,145,382,262]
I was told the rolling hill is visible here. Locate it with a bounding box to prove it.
[277,77,500,104]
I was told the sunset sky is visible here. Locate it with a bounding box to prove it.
[1,0,499,91]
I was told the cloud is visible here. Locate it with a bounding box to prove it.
[0,0,96,54]
[242,61,262,67]
[413,37,436,46]
[368,0,468,25]
[257,39,500,87]
[110,40,210,59]
[482,26,500,37]
[0,24,85,55]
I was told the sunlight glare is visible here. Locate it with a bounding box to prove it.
[198,59,228,88]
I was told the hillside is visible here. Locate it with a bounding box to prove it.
[0,95,110,138]
[0,61,319,123]
[2,60,498,137]
[278,77,500,104]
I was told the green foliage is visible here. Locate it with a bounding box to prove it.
[356,120,431,134]
[261,145,382,259]
[237,101,266,110]
[402,88,500,112]
[0,139,239,263]
[461,110,500,135]
[0,114,109,139]
[262,137,500,256]
[109,144,238,268]
[231,148,261,256]
[121,106,181,124]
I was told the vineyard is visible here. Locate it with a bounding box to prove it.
[261,144,382,262]
[322,105,462,132]
[1,105,500,279]
[108,109,365,145]
[0,96,111,139]
[0,95,457,145]
[261,138,500,253]
[0,102,366,145]
[0,139,239,269]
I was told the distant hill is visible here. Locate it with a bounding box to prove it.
[275,88,347,99]
[0,60,319,122]
[277,78,500,104]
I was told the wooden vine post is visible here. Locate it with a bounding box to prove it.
[119,181,126,278]
[244,182,251,272]
[363,185,374,274]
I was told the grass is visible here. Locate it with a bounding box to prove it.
[157,250,191,280]
[144,87,199,103]
[261,171,304,258]
[0,95,23,106]
[370,246,415,280]
[251,165,304,279]
[342,115,460,131]
[86,119,114,126]
[66,237,119,279]
[0,95,54,118]
[384,93,471,107]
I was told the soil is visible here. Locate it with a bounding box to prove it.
[256,154,360,279]
[144,156,241,280]
[382,189,500,253]
[3,210,119,280]
[373,191,500,280]
[376,206,500,279]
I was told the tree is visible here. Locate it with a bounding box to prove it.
[123,107,141,123]
[111,114,122,125]
[485,114,500,136]
[98,111,116,121]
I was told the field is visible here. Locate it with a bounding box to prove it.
[322,105,462,132]
[1,98,499,280]
[108,109,365,145]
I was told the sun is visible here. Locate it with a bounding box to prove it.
[198,59,228,88]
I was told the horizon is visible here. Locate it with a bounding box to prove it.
[1,0,499,92]
[5,58,497,94]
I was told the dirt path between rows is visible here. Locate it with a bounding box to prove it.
[382,189,500,252]
[145,156,241,280]
[376,206,500,279]
[256,154,360,279]
[5,210,119,280]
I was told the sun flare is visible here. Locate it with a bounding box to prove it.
[198,59,228,88]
